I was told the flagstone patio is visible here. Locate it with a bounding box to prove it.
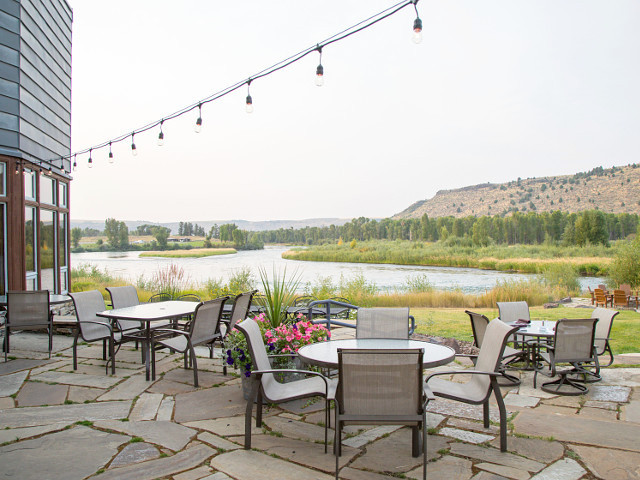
[1,329,639,480]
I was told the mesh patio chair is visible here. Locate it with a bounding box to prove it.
[70,290,122,374]
[580,307,618,380]
[466,310,525,386]
[532,318,598,395]
[172,293,202,330]
[497,301,530,350]
[235,318,337,452]
[328,297,353,320]
[105,286,145,334]
[148,292,172,302]
[4,290,53,361]
[176,293,201,302]
[355,307,414,339]
[150,297,228,387]
[293,295,317,307]
[426,319,519,452]
[335,348,434,480]
[220,290,257,375]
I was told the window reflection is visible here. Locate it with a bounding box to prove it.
[40,210,56,293]
[25,206,36,276]
[0,204,5,296]
[41,176,55,205]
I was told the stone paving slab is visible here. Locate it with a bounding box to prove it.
[470,473,510,480]
[569,444,640,480]
[449,443,545,472]
[95,420,198,451]
[621,399,640,423]
[407,454,473,480]
[0,371,28,397]
[0,423,70,444]
[0,400,132,427]
[514,410,640,452]
[148,378,198,395]
[196,431,242,451]
[439,427,494,444]
[476,462,531,480]
[28,359,73,376]
[211,448,334,480]
[16,381,69,408]
[0,397,14,409]
[130,392,164,421]
[489,436,564,464]
[183,417,263,438]
[578,406,619,421]
[110,441,160,467]
[249,434,359,472]
[263,415,330,443]
[0,359,47,375]
[174,384,247,422]
[426,396,503,422]
[529,458,585,480]
[157,396,175,421]
[162,368,227,388]
[504,393,540,408]
[586,385,632,403]
[99,442,216,480]
[174,465,214,480]
[97,374,155,401]
[0,425,129,480]
[31,370,121,388]
[342,425,402,448]
[68,385,105,403]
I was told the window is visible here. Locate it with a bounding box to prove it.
[59,213,68,293]
[25,206,37,287]
[0,163,5,196]
[40,175,56,205]
[59,182,67,208]
[0,204,5,296]
[24,169,35,201]
[40,210,56,293]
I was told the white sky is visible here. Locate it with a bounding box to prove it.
[68,0,640,223]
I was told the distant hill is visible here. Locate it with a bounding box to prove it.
[393,164,640,220]
[70,218,352,235]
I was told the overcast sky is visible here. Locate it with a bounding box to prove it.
[68,0,640,223]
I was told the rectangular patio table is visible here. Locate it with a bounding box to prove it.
[97,301,199,380]
[508,320,555,369]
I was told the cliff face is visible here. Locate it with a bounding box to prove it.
[393,165,640,219]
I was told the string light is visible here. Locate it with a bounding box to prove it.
[73,154,77,171]
[194,106,202,133]
[15,161,20,175]
[88,149,93,168]
[411,0,422,44]
[245,81,253,113]
[315,47,324,86]
[158,121,165,145]
[57,0,418,165]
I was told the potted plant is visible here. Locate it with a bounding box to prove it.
[257,266,301,327]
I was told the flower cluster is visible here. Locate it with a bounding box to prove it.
[223,313,330,377]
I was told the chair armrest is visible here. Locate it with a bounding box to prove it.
[425,370,500,383]
[151,328,189,339]
[78,320,114,333]
[252,368,332,392]
[423,384,435,402]
[455,354,478,359]
[267,353,298,359]
[409,315,416,336]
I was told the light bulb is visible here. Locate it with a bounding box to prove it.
[158,131,164,145]
[315,64,324,86]
[194,117,202,133]
[88,155,93,169]
[15,163,20,174]
[246,95,254,113]
[131,142,137,156]
[108,152,114,163]
[412,18,423,44]
[73,158,77,171]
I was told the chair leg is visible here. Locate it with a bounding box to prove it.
[423,413,427,480]
[151,341,157,381]
[492,380,508,452]
[4,327,8,361]
[102,339,107,360]
[412,426,420,457]
[109,337,116,375]
[244,377,259,450]
[483,400,490,429]
[190,346,199,388]
[73,330,79,370]
[256,387,263,427]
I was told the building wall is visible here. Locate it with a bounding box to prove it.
[0,0,72,172]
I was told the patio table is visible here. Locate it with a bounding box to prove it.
[97,301,199,380]
[508,320,555,369]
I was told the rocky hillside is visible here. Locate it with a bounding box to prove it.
[394,164,640,219]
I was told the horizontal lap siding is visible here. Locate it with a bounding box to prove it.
[18,0,71,164]
[0,1,20,154]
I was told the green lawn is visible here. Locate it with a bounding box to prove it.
[412,306,640,354]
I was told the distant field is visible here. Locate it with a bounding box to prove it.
[139,248,236,258]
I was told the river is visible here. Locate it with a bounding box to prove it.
[71,245,604,294]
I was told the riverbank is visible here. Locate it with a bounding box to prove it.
[139,248,237,258]
[283,240,611,275]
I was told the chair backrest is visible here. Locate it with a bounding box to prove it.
[497,301,530,323]
[7,290,49,328]
[106,286,139,309]
[597,284,608,292]
[553,318,598,363]
[227,290,257,333]
[337,348,424,417]
[356,307,410,339]
[472,320,520,396]
[293,295,316,307]
[148,292,172,303]
[235,318,280,398]
[612,290,628,307]
[176,293,201,302]
[70,290,108,341]
[189,297,228,345]
[590,307,618,354]
[594,288,607,303]
[466,310,489,348]
[619,284,632,296]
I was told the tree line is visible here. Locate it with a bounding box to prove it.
[254,210,638,247]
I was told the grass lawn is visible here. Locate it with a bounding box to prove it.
[412,305,640,354]
[139,248,237,258]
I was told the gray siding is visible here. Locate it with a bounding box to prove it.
[0,0,71,171]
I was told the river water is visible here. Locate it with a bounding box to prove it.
[71,245,603,294]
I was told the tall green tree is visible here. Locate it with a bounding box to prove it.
[104,218,129,249]
[71,227,82,248]
[152,226,171,249]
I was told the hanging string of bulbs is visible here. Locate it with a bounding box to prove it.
[64,0,422,171]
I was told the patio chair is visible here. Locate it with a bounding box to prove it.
[597,284,608,292]
[220,290,257,375]
[619,284,638,308]
[293,295,317,307]
[173,293,202,330]
[235,318,337,452]
[594,288,609,308]
[148,292,172,302]
[587,286,595,306]
[497,301,530,323]
[425,319,519,452]
[585,307,618,376]
[150,296,228,387]
[105,286,145,334]
[4,291,53,361]
[70,290,122,374]
[335,348,434,480]
[612,290,628,308]
[328,297,353,320]
[176,293,201,302]
[466,311,525,386]
[355,307,414,339]
[532,318,598,395]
